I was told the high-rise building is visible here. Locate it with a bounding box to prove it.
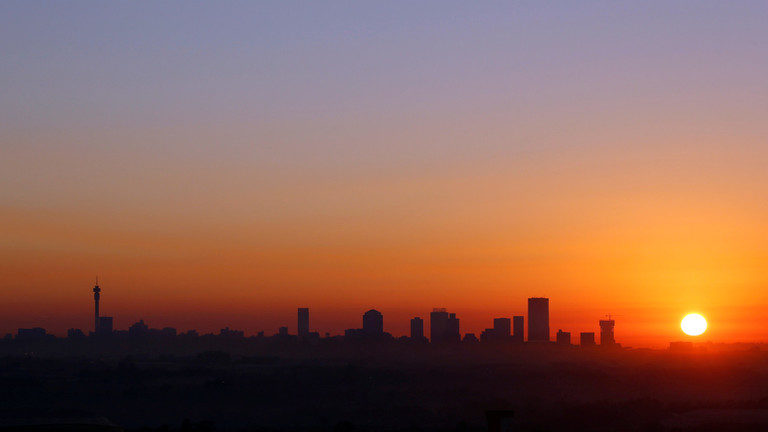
[493,318,511,338]
[362,309,383,336]
[482,317,512,343]
[430,308,460,343]
[580,332,596,346]
[298,308,309,337]
[512,316,524,343]
[430,308,449,343]
[599,318,615,345]
[93,279,101,333]
[556,329,571,345]
[448,313,460,342]
[528,297,550,342]
[410,317,424,340]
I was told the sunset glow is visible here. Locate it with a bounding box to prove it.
[2,2,768,348]
[681,313,707,337]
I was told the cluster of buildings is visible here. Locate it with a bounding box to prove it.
[332,297,616,347]
[8,282,618,347]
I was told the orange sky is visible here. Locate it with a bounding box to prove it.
[3,134,767,347]
[2,3,768,347]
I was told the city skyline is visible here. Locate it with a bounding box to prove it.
[3,3,768,431]
[0,276,741,348]
[10,280,621,347]
[3,2,768,348]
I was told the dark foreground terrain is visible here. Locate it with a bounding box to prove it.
[2,343,768,431]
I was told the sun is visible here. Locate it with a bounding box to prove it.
[681,313,707,336]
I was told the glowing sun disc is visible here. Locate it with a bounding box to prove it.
[681,313,707,336]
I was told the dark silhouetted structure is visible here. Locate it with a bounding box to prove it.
[67,328,85,339]
[363,309,383,336]
[298,307,309,337]
[93,279,101,332]
[430,308,460,343]
[448,313,460,342]
[512,315,524,343]
[220,327,244,337]
[482,318,512,343]
[410,316,424,340]
[494,318,511,338]
[528,297,550,342]
[97,316,113,336]
[556,329,571,345]
[599,318,615,345]
[16,327,47,341]
[430,308,448,343]
[580,332,596,346]
[128,320,149,337]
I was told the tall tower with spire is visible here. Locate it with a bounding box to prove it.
[93,278,101,333]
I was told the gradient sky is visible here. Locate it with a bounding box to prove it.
[2,1,768,347]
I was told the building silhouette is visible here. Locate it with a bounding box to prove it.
[298,307,309,337]
[462,333,479,343]
[96,316,113,336]
[220,327,244,337]
[580,332,596,346]
[410,317,424,340]
[67,328,85,339]
[494,318,511,338]
[599,318,616,345]
[362,309,383,336]
[430,308,460,343]
[448,313,459,342]
[512,316,524,343]
[128,320,149,337]
[481,318,512,343]
[93,279,101,333]
[16,327,47,341]
[91,279,114,336]
[430,308,448,342]
[556,329,571,345]
[527,297,550,342]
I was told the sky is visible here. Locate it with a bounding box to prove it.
[1,1,767,347]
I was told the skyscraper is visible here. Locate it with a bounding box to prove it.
[447,313,460,342]
[599,318,615,345]
[556,329,571,345]
[362,309,383,336]
[298,307,309,337]
[430,308,449,343]
[580,332,596,346]
[410,317,424,340]
[512,316,524,343]
[528,297,550,342]
[493,318,511,339]
[430,308,460,343]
